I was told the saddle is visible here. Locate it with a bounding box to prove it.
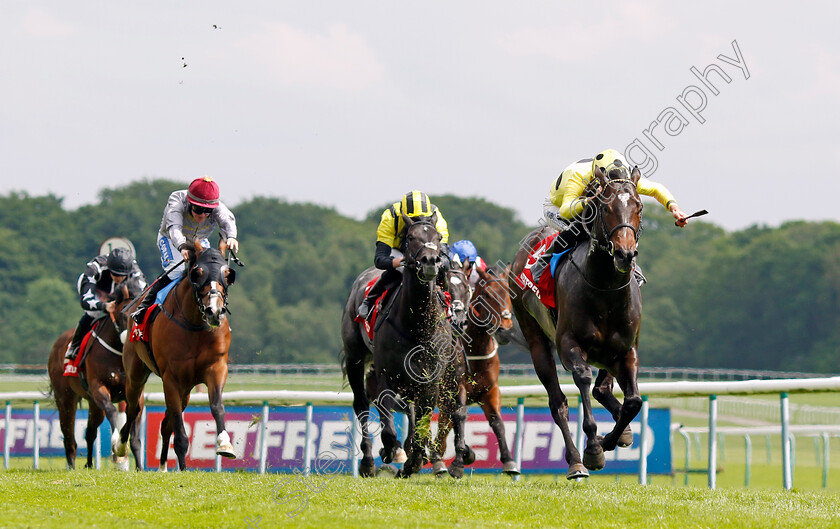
[62,331,93,378]
[130,277,182,343]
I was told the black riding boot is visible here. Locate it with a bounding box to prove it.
[65,313,95,361]
[358,269,401,320]
[132,275,172,324]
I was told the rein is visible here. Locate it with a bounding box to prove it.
[573,178,641,292]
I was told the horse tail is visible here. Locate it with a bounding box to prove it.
[339,348,348,381]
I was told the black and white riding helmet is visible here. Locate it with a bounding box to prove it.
[106,248,133,276]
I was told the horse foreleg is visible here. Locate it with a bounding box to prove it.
[562,339,604,472]
[430,405,451,476]
[402,397,433,478]
[117,346,149,458]
[347,358,375,477]
[592,370,633,448]
[206,364,234,459]
[159,412,173,471]
[373,377,400,465]
[446,384,469,479]
[162,376,190,470]
[601,348,642,452]
[83,403,105,469]
[128,394,144,470]
[87,382,120,465]
[480,386,519,475]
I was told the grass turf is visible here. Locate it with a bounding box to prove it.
[1,470,839,529]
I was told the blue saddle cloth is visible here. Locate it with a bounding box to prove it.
[550,248,572,277]
[156,276,184,305]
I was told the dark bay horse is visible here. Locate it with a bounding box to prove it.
[48,276,145,469]
[114,240,236,471]
[510,166,644,479]
[341,214,469,478]
[431,264,520,476]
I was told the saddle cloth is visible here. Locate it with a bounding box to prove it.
[353,278,388,340]
[514,232,571,309]
[63,331,94,378]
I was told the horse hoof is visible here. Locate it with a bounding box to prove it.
[216,442,236,459]
[502,461,521,475]
[158,464,168,473]
[432,460,448,475]
[566,463,589,480]
[111,431,127,457]
[618,426,634,448]
[359,460,376,478]
[393,447,407,464]
[395,469,411,479]
[448,464,464,479]
[583,447,605,471]
[379,447,393,464]
[462,446,476,466]
[115,456,130,472]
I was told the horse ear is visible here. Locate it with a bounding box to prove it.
[225,267,236,286]
[631,165,641,185]
[218,238,228,254]
[461,259,470,274]
[189,264,203,284]
[594,165,609,187]
[429,212,438,228]
[401,212,413,228]
[475,265,490,283]
[193,239,203,258]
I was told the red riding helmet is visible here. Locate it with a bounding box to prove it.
[187,176,220,208]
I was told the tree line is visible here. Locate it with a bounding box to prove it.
[0,179,837,373]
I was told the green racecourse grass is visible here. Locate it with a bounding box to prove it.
[3,372,840,528]
[1,470,839,529]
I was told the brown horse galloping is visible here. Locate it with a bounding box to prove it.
[510,166,644,479]
[114,240,236,471]
[48,276,145,469]
[431,264,520,476]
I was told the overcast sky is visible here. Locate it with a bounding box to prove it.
[2,1,838,232]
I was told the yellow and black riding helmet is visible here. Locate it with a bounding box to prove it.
[592,149,631,180]
[400,190,434,218]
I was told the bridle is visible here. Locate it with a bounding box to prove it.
[403,220,441,285]
[584,178,642,257]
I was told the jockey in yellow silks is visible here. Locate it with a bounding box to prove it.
[357,190,450,320]
[539,149,688,285]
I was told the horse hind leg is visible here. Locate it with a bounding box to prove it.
[518,308,587,479]
[592,370,633,448]
[430,407,451,476]
[56,392,80,470]
[346,358,375,477]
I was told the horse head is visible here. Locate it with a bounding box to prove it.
[402,212,443,284]
[470,265,514,334]
[446,262,471,329]
[591,165,643,274]
[189,239,236,327]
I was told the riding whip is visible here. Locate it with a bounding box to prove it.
[676,209,709,226]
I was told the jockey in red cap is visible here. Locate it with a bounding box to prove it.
[131,176,239,324]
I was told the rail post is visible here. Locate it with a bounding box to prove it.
[513,397,525,482]
[303,402,313,476]
[639,395,649,485]
[708,394,717,489]
[781,392,792,490]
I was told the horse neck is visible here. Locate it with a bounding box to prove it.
[397,268,439,340]
[463,292,498,355]
[579,239,633,293]
[173,277,205,325]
